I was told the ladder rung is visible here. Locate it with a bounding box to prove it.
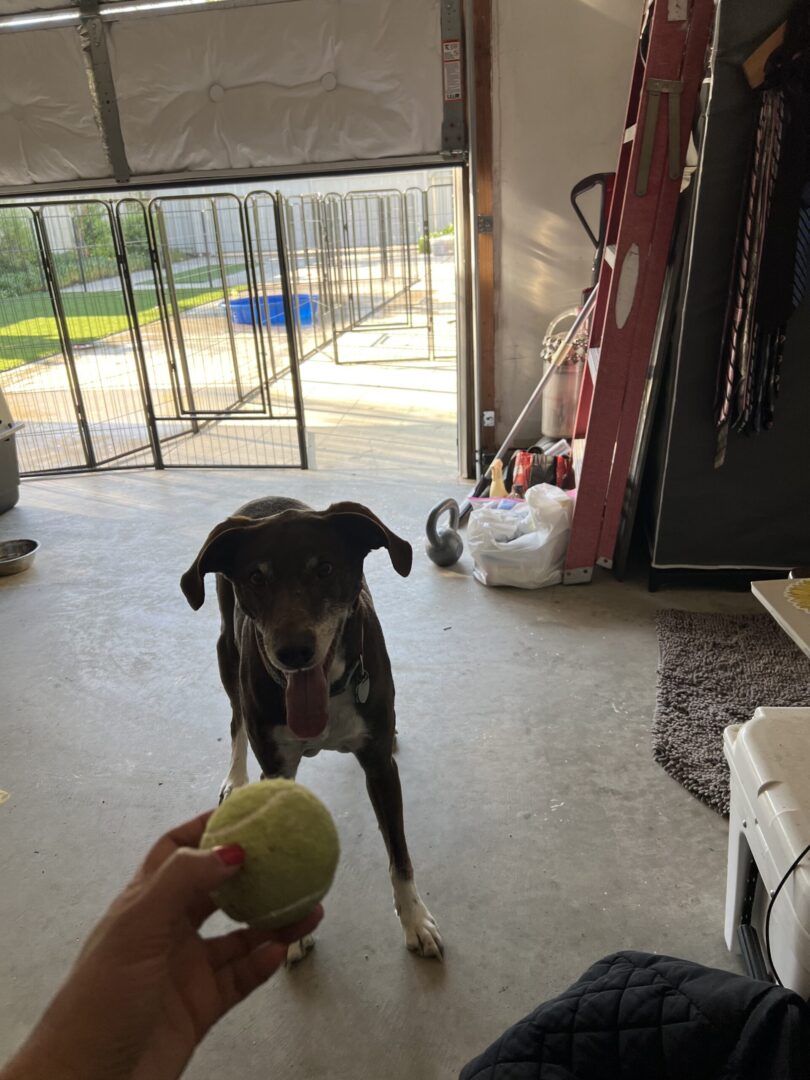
[572,437,586,486]
[604,245,617,269]
[587,347,600,380]
[624,123,637,144]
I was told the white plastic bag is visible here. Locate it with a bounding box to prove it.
[467,483,574,589]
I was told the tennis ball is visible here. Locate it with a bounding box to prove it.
[200,779,340,929]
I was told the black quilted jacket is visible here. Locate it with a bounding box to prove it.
[459,951,810,1079]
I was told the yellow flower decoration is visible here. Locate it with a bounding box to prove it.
[785,578,810,614]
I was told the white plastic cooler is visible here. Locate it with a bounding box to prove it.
[724,707,810,997]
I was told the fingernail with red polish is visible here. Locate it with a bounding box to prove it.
[214,844,245,866]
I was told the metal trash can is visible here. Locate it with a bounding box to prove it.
[540,310,587,440]
[0,387,23,515]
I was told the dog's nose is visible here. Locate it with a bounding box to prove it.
[276,640,316,670]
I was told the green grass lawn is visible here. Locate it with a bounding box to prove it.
[171,262,247,287]
[0,286,223,371]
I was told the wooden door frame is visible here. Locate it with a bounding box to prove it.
[464,0,496,472]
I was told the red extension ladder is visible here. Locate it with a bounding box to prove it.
[564,0,715,583]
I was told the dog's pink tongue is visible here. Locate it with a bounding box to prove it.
[285,667,329,739]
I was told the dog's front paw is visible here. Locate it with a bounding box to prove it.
[285,934,316,968]
[403,904,443,960]
[218,775,247,803]
[393,880,443,960]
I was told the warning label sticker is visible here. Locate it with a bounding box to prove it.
[444,61,462,101]
[442,40,462,102]
[443,61,462,101]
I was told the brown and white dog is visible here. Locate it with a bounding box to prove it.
[180,496,442,961]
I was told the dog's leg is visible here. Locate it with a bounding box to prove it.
[255,755,309,965]
[265,758,314,966]
[285,934,316,967]
[275,746,313,965]
[357,749,443,960]
[267,744,303,782]
[219,714,249,803]
[258,750,301,783]
[216,580,249,802]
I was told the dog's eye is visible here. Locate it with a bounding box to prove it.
[317,561,333,579]
[249,570,265,587]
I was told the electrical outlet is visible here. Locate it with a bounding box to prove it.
[482,410,495,427]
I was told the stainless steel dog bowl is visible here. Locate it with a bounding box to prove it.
[0,539,39,576]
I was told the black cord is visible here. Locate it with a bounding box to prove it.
[764,841,810,987]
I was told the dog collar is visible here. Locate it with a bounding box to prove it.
[330,656,370,703]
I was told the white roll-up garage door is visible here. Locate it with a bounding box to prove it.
[1,1,73,11]
[0,25,108,186]
[0,0,461,195]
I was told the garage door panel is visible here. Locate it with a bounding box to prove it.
[0,1,71,13]
[108,0,443,174]
[0,0,134,12]
[0,26,109,186]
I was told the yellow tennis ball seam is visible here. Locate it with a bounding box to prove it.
[203,788,301,844]
[200,779,340,929]
[233,887,329,926]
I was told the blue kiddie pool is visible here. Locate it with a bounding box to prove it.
[228,294,318,328]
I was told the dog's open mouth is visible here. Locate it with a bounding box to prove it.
[284,641,336,741]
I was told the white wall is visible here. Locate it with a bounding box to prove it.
[492,0,643,440]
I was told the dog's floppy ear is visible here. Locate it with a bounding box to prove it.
[324,502,413,577]
[180,515,256,610]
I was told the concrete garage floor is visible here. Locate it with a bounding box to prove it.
[0,469,756,1079]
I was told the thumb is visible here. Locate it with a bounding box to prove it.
[137,844,245,926]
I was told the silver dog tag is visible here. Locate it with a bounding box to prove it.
[355,671,370,704]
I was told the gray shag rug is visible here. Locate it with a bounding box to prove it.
[653,609,810,816]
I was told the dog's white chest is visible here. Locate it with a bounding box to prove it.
[276,691,369,767]
[325,694,368,752]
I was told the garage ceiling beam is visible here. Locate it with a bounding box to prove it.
[77,0,131,183]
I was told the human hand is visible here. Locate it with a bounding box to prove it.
[2,811,322,1080]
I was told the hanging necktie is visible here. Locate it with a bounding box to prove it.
[715,89,782,436]
[791,183,810,310]
[715,3,810,458]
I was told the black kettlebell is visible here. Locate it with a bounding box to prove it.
[425,498,463,567]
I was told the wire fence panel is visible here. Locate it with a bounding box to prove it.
[405,185,435,359]
[115,198,191,463]
[321,193,352,339]
[38,201,156,469]
[426,182,458,361]
[142,194,304,468]
[282,194,334,364]
[0,205,91,474]
[149,195,266,416]
[245,191,299,393]
[0,183,457,475]
[343,191,412,330]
